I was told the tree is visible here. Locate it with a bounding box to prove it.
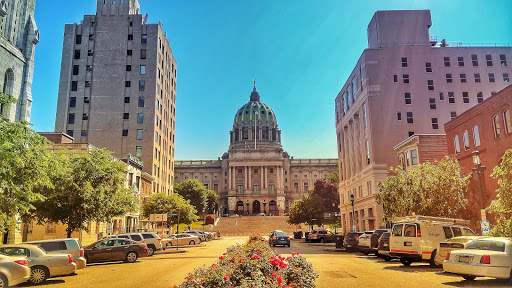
[142,193,198,228]
[32,149,138,237]
[286,194,326,227]
[310,178,339,213]
[0,92,55,235]
[487,149,512,236]
[174,179,208,215]
[205,189,218,214]
[326,171,339,185]
[376,157,471,223]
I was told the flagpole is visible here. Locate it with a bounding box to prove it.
[254,112,257,149]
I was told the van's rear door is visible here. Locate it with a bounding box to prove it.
[390,223,403,254]
[402,223,421,256]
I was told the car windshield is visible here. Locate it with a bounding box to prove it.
[461,228,476,236]
[275,232,287,237]
[449,237,475,244]
[466,240,506,252]
[0,247,31,257]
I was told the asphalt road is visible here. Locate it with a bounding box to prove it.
[20,237,510,288]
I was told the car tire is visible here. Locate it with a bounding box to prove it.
[189,240,195,245]
[0,273,8,288]
[125,251,138,263]
[429,250,440,267]
[320,238,326,244]
[462,275,476,281]
[384,256,392,262]
[29,266,49,284]
[400,258,413,267]
[147,245,155,257]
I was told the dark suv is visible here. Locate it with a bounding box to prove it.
[343,232,363,252]
[377,232,396,261]
[370,229,390,254]
[308,230,336,243]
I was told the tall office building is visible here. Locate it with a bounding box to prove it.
[0,0,39,122]
[54,0,177,195]
[335,10,512,234]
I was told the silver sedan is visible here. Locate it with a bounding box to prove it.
[162,233,200,248]
[0,254,31,287]
[0,244,77,284]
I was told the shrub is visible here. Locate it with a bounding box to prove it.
[205,215,215,225]
[177,233,318,288]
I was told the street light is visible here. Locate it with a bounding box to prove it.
[246,200,250,215]
[350,194,355,232]
[263,200,267,214]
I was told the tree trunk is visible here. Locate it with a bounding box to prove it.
[66,229,72,238]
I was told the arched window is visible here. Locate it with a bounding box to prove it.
[504,110,512,134]
[3,69,14,95]
[463,130,470,150]
[454,135,461,154]
[493,115,502,137]
[472,126,480,147]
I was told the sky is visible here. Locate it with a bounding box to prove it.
[30,0,512,160]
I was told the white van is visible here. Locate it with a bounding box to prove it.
[389,215,476,266]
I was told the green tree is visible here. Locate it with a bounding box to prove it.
[205,189,218,214]
[326,171,339,184]
[286,194,326,227]
[142,193,198,229]
[376,157,471,223]
[174,179,208,215]
[487,149,512,236]
[32,149,138,237]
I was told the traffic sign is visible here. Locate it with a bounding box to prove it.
[480,220,490,235]
[352,225,357,232]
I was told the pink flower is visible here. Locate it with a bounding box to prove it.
[277,275,283,284]
[219,256,225,260]
[224,273,230,281]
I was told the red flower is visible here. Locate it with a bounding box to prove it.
[277,275,283,284]
[219,256,225,260]
[224,273,230,281]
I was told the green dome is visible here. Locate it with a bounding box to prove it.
[234,100,277,125]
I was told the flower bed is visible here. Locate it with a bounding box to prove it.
[177,233,318,287]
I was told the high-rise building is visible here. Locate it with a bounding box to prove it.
[0,0,39,122]
[54,0,177,195]
[335,10,512,234]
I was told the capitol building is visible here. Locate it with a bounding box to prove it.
[174,83,337,216]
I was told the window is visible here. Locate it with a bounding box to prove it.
[363,103,367,128]
[138,97,144,107]
[396,112,402,121]
[74,50,80,59]
[122,129,128,136]
[393,75,398,83]
[431,118,438,129]
[458,56,464,66]
[460,131,470,151]
[86,65,92,71]
[500,54,507,66]
[462,92,469,103]
[446,74,453,83]
[127,50,132,56]
[448,92,455,103]
[154,131,159,143]
[124,97,130,103]
[70,97,76,107]
[366,140,370,164]
[75,35,82,44]
[342,92,347,115]
[140,65,146,75]
[411,149,418,165]
[82,113,89,120]
[89,34,94,41]
[493,115,501,137]
[137,129,143,140]
[360,64,364,90]
[473,126,480,147]
[401,57,408,67]
[126,65,131,72]
[450,111,457,120]
[67,130,74,137]
[429,98,436,109]
[406,112,413,123]
[474,73,481,83]
[123,113,129,120]
[477,92,483,103]
[73,65,79,75]
[402,74,409,84]
[404,224,417,237]
[139,81,145,91]
[489,73,495,82]
[352,77,357,102]
[471,54,478,66]
[125,81,131,87]
[486,54,493,66]
[504,73,510,83]
[425,62,432,72]
[71,81,78,91]
[504,110,512,134]
[404,93,411,104]
[84,97,90,103]
[439,92,445,101]
[85,81,91,87]
[427,80,434,90]
[392,224,403,236]
[136,146,142,157]
[444,57,450,67]
[88,50,93,56]
[68,113,75,124]
[128,34,133,40]
[454,135,461,153]
[141,34,147,44]
[460,73,466,83]
[140,49,146,59]
[137,113,144,124]
[81,130,87,137]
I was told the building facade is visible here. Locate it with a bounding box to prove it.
[393,134,448,172]
[54,0,177,196]
[0,0,39,122]
[175,84,338,216]
[444,84,512,226]
[335,10,512,234]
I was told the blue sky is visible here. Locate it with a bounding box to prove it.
[31,0,512,160]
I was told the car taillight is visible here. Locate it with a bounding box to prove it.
[68,254,73,263]
[80,249,84,257]
[480,255,490,264]
[356,235,359,241]
[274,237,278,240]
[14,260,28,266]
[142,243,147,248]
[446,251,451,260]
[287,237,291,240]
[158,238,161,242]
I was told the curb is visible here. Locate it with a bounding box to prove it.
[155,249,187,255]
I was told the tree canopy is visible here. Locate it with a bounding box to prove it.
[175,179,217,215]
[286,194,326,226]
[310,177,339,213]
[142,193,198,228]
[376,157,471,223]
[487,149,512,237]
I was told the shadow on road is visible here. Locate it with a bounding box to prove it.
[442,278,510,287]
[18,279,66,286]
[383,263,443,273]
[86,260,142,267]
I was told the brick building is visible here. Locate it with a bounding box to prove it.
[393,134,448,172]
[445,84,512,225]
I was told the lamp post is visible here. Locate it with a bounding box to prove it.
[350,194,355,232]
[246,200,250,215]
[263,200,267,214]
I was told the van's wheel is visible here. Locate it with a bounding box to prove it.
[429,249,440,267]
[384,255,392,262]
[462,275,476,281]
[400,258,413,266]
[125,251,138,263]
[0,273,8,288]
[29,266,49,284]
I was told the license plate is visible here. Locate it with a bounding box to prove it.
[383,244,388,247]
[458,256,472,263]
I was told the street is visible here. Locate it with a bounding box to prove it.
[21,237,510,288]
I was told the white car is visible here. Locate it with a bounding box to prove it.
[162,233,200,248]
[443,237,512,282]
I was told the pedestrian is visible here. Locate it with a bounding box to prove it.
[235,220,238,226]
[187,225,191,230]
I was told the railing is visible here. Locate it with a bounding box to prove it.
[175,160,222,167]
[434,41,510,48]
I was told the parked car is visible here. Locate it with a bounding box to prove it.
[139,232,163,256]
[84,238,148,264]
[184,230,208,242]
[0,244,76,284]
[377,232,397,261]
[389,215,476,266]
[107,232,145,243]
[308,229,337,244]
[25,238,87,269]
[204,232,216,240]
[357,231,375,254]
[370,229,390,254]
[269,230,291,247]
[433,236,485,266]
[0,254,31,287]
[162,233,200,247]
[343,232,363,252]
[443,237,512,282]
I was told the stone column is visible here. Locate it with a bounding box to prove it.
[281,167,284,190]
[228,166,232,190]
[264,166,268,189]
[261,166,264,189]
[244,166,247,191]
[248,166,252,192]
